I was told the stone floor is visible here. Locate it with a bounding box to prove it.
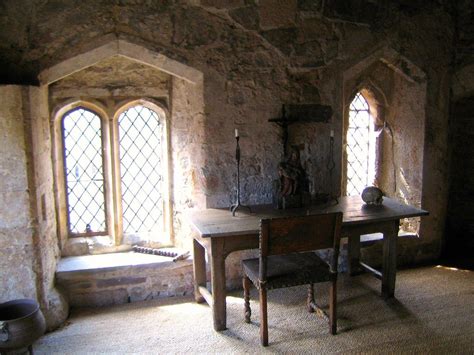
[36,265,474,353]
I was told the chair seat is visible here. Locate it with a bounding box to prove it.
[242,252,334,290]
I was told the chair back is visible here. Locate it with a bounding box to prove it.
[259,212,343,279]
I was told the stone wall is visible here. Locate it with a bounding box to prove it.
[27,86,69,329]
[0,85,68,330]
[0,86,38,301]
[0,0,459,323]
[49,56,171,100]
[445,0,474,257]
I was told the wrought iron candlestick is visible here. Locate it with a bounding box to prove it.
[327,131,339,204]
[230,134,251,216]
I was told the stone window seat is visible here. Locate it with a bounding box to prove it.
[56,252,194,308]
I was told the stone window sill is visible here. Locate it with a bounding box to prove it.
[61,234,172,257]
[56,251,192,276]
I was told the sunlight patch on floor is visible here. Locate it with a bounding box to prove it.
[435,265,471,272]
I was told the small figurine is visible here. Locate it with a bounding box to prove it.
[278,146,306,197]
[361,186,383,205]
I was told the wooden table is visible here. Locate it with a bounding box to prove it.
[188,196,428,331]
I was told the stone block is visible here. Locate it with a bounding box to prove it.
[70,289,129,308]
[297,0,323,12]
[323,0,381,25]
[200,0,244,9]
[129,286,153,302]
[261,28,298,55]
[0,245,37,302]
[298,18,333,43]
[56,253,194,307]
[259,0,297,30]
[97,277,147,288]
[0,158,28,191]
[62,238,90,256]
[43,288,69,331]
[0,228,34,247]
[229,6,259,30]
[0,191,31,229]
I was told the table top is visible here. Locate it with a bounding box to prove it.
[188,196,429,238]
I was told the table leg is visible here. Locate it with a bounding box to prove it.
[210,238,227,331]
[348,233,361,276]
[382,220,400,298]
[193,239,206,303]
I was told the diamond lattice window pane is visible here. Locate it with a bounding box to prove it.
[346,93,372,196]
[119,105,164,235]
[63,108,106,234]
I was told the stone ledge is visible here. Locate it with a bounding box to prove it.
[56,252,190,275]
[56,252,194,308]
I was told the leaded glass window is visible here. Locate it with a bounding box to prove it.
[62,108,106,235]
[118,105,164,235]
[346,93,376,196]
[57,101,168,243]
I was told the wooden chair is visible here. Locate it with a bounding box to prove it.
[242,212,343,346]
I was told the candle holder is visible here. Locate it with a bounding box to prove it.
[327,134,339,204]
[230,136,251,216]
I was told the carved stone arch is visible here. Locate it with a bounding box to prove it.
[111,98,172,245]
[349,80,388,128]
[51,99,112,250]
[52,99,109,124]
[343,45,426,85]
[113,98,169,122]
[343,45,426,128]
[42,35,207,253]
[342,45,426,234]
[39,36,203,86]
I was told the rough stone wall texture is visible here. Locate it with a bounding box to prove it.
[49,56,171,100]
[27,86,69,330]
[0,86,38,301]
[454,0,474,70]
[0,0,460,320]
[446,98,474,254]
[56,260,194,307]
[446,1,474,256]
[170,76,206,250]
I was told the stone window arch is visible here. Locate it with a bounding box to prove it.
[52,99,171,250]
[113,100,171,245]
[343,87,384,196]
[61,106,108,236]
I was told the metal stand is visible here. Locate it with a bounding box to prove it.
[230,136,251,216]
[327,135,339,204]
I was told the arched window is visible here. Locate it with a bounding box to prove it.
[345,92,376,196]
[54,100,169,246]
[118,105,165,235]
[62,107,107,236]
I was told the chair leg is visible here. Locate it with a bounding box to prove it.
[307,283,315,313]
[243,275,251,323]
[329,279,337,335]
[259,286,269,346]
